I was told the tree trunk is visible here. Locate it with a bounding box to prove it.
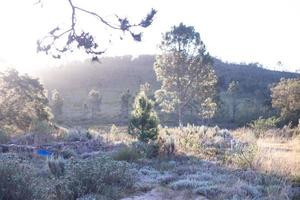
[232,98,236,123]
[178,105,183,127]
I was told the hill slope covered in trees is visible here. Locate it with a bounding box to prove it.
[36,55,299,126]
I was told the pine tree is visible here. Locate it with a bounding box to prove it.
[154,23,217,126]
[129,91,159,143]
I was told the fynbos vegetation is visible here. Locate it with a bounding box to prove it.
[0,1,300,200]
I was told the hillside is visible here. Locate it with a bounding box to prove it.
[36,55,299,126]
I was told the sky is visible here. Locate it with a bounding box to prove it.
[0,0,299,73]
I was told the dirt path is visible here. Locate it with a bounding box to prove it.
[122,187,207,200]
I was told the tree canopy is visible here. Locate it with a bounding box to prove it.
[0,69,51,132]
[154,23,217,125]
[271,78,300,125]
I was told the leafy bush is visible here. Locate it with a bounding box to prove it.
[47,157,65,177]
[63,128,90,142]
[60,156,134,199]
[249,116,279,137]
[29,120,55,144]
[0,160,35,200]
[61,148,77,159]
[229,144,258,169]
[129,91,159,143]
[109,124,119,135]
[113,146,142,162]
[133,141,160,158]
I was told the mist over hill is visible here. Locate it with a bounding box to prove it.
[36,55,299,126]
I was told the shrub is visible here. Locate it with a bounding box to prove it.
[63,128,90,142]
[29,120,55,144]
[230,144,258,169]
[61,148,77,159]
[249,116,279,137]
[133,141,160,158]
[109,124,119,135]
[47,157,65,177]
[128,91,159,143]
[63,156,134,199]
[113,146,142,162]
[0,160,34,200]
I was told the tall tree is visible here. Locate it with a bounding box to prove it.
[0,69,51,132]
[271,78,300,125]
[120,89,132,120]
[154,23,217,126]
[51,89,64,118]
[129,91,159,143]
[88,89,102,118]
[227,80,240,123]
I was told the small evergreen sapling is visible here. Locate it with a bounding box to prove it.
[129,91,159,143]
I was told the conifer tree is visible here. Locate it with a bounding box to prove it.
[129,91,159,143]
[154,23,217,126]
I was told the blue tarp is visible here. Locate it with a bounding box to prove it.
[36,149,53,157]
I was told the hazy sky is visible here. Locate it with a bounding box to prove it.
[0,0,299,73]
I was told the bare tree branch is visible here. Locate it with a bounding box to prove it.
[36,0,157,61]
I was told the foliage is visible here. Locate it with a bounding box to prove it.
[113,146,142,162]
[227,80,240,123]
[63,128,91,142]
[61,156,134,199]
[229,144,258,169]
[139,82,151,96]
[51,89,64,117]
[120,89,132,119]
[0,69,52,132]
[37,0,156,60]
[249,116,279,137]
[47,157,66,178]
[271,78,300,126]
[0,154,134,200]
[38,55,298,127]
[154,23,217,125]
[0,160,35,200]
[88,89,102,118]
[109,124,119,135]
[129,91,159,143]
[133,141,160,158]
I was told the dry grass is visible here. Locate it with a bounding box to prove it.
[89,125,136,145]
[253,136,300,178]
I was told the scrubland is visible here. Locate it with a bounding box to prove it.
[0,123,299,200]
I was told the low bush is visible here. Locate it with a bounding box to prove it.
[57,156,135,199]
[113,146,142,162]
[133,141,160,158]
[47,157,65,177]
[0,160,35,200]
[249,116,279,137]
[229,144,258,169]
[63,128,91,142]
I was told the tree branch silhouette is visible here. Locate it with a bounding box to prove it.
[36,0,156,61]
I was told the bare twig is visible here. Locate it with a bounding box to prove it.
[37,0,156,60]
